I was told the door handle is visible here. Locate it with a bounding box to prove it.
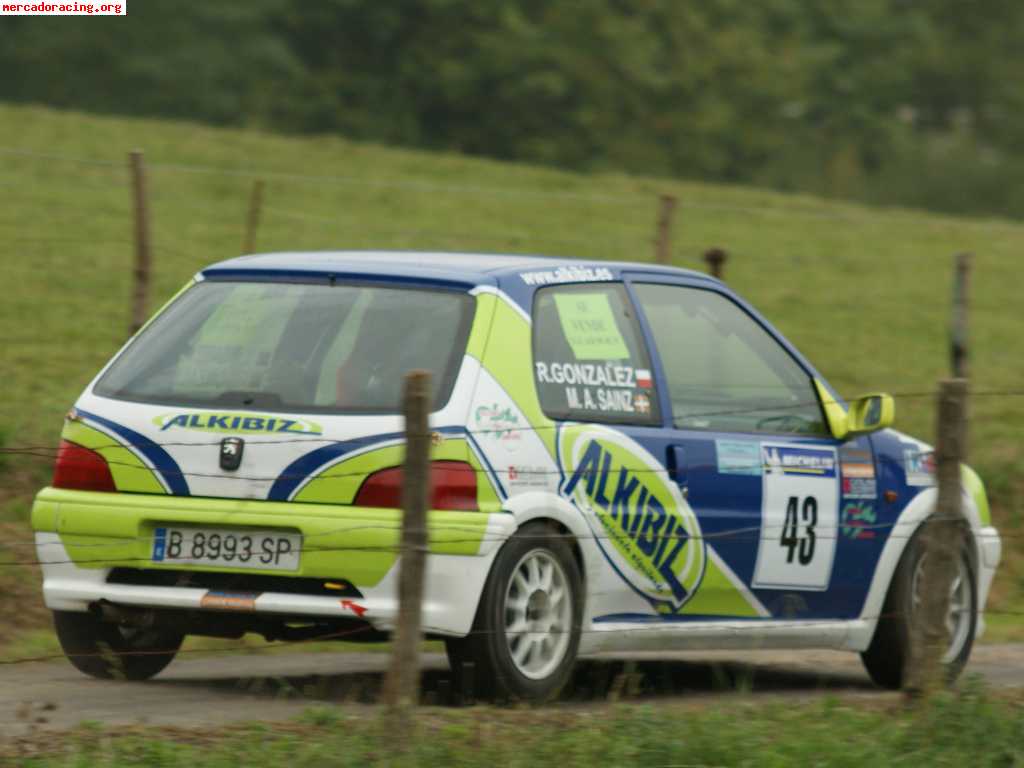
[667,444,687,487]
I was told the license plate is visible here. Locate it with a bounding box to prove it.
[151,527,301,572]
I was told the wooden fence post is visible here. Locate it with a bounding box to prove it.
[242,179,265,255]
[704,247,727,280]
[951,253,972,379]
[129,150,152,335]
[905,254,971,698]
[654,194,677,265]
[383,370,432,715]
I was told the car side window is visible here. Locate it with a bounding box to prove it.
[632,283,827,436]
[532,283,660,425]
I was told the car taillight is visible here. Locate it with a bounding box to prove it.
[53,440,117,493]
[354,460,478,511]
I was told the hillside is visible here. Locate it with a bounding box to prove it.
[0,104,1020,627]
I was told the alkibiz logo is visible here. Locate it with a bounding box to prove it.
[154,412,323,435]
[559,425,705,613]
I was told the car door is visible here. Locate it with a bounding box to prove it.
[625,276,880,621]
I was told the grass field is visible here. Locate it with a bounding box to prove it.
[0,103,1021,641]
[4,687,1023,766]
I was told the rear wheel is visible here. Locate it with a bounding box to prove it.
[53,610,183,681]
[861,532,976,689]
[446,522,582,702]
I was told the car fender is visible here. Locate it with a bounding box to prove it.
[484,491,602,617]
[852,483,987,651]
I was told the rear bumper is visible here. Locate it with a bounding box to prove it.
[32,487,514,636]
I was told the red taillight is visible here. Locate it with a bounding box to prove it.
[53,440,117,493]
[354,460,478,511]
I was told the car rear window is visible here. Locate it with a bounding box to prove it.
[94,280,474,413]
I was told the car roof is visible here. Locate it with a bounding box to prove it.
[200,250,712,287]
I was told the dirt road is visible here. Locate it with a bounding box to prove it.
[3,645,1023,738]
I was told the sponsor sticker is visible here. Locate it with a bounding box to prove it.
[840,447,877,499]
[763,445,836,477]
[200,591,260,611]
[903,447,936,487]
[154,412,322,436]
[559,425,706,613]
[843,476,878,498]
[716,439,762,476]
[840,502,877,540]
[507,464,554,491]
[520,265,614,286]
[473,403,522,448]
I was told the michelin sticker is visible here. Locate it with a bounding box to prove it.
[559,425,706,613]
[753,444,838,591]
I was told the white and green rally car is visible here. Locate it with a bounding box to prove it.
[32,252,1002,700]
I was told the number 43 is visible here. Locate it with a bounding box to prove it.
[780,495,817,565]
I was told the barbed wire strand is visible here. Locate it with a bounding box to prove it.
[1,510,1007,565]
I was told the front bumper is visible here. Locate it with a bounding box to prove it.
[32,488,514,636]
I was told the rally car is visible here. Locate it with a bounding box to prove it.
[32,251,1001,700]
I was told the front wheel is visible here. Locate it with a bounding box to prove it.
[53,610,183,681]
[861,532,976,689]
[446,522,582,702]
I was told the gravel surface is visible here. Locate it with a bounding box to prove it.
[3,645,1022,738]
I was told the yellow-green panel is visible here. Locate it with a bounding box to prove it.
[962,463,992,526]
[62,420,166,494]
[678,556,762,618]
[465,292,497,360]
[813,378,849,441]
[32,487,491,587]
[30,497,59,532]
[478,296,556,460]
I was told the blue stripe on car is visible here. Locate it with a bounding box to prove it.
[76,409,190,496]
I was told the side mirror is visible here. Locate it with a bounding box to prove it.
[813,380,895,440]
[847,393,895,435]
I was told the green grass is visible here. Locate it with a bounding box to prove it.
[0,102,1021,624]
[5,686,1024,766]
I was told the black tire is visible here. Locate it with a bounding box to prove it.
[53,610,183,681]
[446,522,582,703]
[861,531,976,690]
